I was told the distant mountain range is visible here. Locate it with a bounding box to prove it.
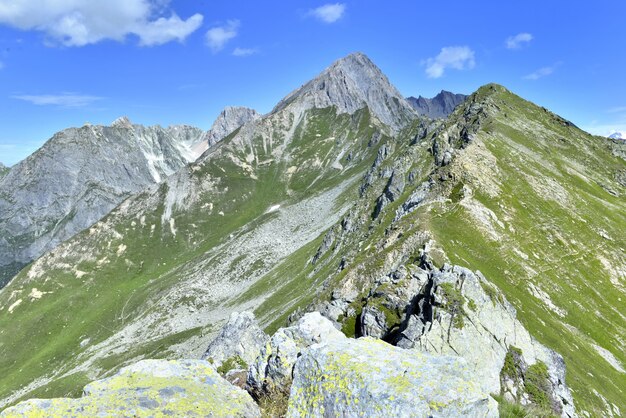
[0,108,259,287]
[609,131,625,140]
[406,90,468,118]
[0,53,624,417]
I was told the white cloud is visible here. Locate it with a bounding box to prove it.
[135,14,203,46]
[206,20,239,53]
[0,0,203,47]
[309,3,346,23]
[425,46,475,79]
[506,33,533,49]
[523,66,555,80]
[232,47,258,57]
[12,93,102,107]
[608,106,626,114]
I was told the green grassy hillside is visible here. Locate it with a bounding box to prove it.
[1,82,624,417]
[300,84,626,416]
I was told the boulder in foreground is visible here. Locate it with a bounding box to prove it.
[1,359,260,418]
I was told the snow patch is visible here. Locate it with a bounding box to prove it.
[8,299,22,314]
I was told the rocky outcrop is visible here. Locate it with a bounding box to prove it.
[407,90,468,119]
[202,311,268,370]
[325,254,576,417]
[273,52,417,132]
[247,312,345,396]
[287,337,498,417]
[203,106,261,148]
[1,359,260,417]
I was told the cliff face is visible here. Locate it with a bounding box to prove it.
[0,108,258,288]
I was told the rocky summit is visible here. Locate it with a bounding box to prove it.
[0,53,625,417]
[407,90,468,119]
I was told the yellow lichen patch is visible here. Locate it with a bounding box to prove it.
[1,360,260,418]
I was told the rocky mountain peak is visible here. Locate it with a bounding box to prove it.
[204,106,261,147]
[407,90,468,119]
[111,116,133,128]
[272,52,417,132]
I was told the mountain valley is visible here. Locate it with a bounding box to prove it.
[0,53,624,417]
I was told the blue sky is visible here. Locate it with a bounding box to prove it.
[0,0,625,166]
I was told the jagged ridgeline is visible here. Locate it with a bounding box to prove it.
[0,53,624,416]
[0,108,260,288]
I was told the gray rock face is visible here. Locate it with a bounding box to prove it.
[1,359,261,417]
[202,311,269,370]
[273,52,417,132]
[347,258,576,417]
[407,90,468,119]
[0,108,257,288]
[247,312,345,396]
[0,120,204,287]
[203,106,261,148]
[287,337,498,418]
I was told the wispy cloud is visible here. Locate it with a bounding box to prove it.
[523,65,556,80]
[424,46,475,79]
[0,61,4,70]
[12,93,103,107]
[206,20,240,53]
[607,106,626,114]
[506,33,533,49]
[232,47,259,57]
[309,3,346,23]
[0,0,203,47]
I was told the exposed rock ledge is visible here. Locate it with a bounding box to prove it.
[3,263,576,417]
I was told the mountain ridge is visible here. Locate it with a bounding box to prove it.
[0,55,624,417]
[407,90,468,118]
[0,107,259,288]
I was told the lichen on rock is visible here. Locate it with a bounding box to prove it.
[1,359,260,418]
[287,337,498,417]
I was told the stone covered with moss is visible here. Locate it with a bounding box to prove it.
[247,312,345,397]
[287,337,498,417]
[1,359,260,417]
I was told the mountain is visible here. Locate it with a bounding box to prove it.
[203,106,261,147]
[0,163,8,180]
[407,90,468,118]
[609,131,625,140]
[0,109,258,288]
[273,52,417,132]
[0,54,625,417]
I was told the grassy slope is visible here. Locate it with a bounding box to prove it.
[294,85,625,416]
[426,86,626,415]
[0,106,391,407]
[1,83,623,416]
